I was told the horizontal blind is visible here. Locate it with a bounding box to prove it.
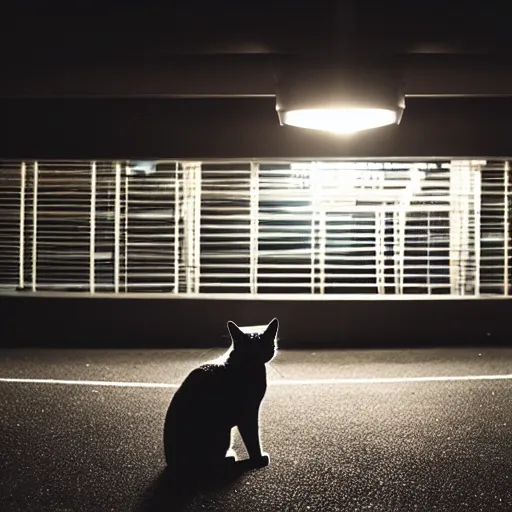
[94,161,116,292]
[35,161,92,291]
[0,162,21,289]
[200,163,252,293]
[124,162,179,292]
[263,162,457,295]
[0,158,510,297]
[479,160,511,295]
[258,164,317,293]
[403,166,451,295]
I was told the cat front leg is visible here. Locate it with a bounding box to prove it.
[226,447,237,463]
[237,407,270,468]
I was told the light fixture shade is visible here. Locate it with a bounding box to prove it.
[275,63,405,134]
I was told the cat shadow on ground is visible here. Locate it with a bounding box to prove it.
[137,459,257,512]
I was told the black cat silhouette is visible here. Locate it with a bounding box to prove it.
[163,318,279,480]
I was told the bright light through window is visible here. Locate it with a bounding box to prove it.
[282,108,398,134]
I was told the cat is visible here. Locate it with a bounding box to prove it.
[163,317,279,480]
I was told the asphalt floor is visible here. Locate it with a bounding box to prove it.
[1,347,512,511]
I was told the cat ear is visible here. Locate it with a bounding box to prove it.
[227,320,244,342]
[263,318,279,341]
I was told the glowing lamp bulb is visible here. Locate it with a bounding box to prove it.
[282,108,398,134]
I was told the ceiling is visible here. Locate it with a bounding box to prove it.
[1,1,512,158]
[1,1,511,99]
[1,1,511,63]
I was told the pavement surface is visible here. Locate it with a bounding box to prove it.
[1,347,512,511]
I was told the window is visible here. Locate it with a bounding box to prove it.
[0,159,509,297]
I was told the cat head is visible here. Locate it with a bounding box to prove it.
[227,318,279,364]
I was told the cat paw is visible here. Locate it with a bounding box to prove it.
[251,453,270,468]
[226,448,237,460]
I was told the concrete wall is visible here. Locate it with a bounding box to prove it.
[1,295,511,349]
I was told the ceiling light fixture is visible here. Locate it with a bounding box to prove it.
[275,62,405,135]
